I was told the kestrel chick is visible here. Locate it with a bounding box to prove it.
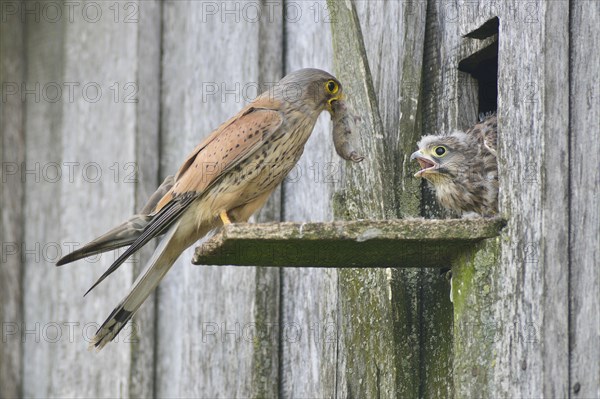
[411,114,498,217]
[58,68,348,350]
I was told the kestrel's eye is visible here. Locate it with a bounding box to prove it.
[325,80,339,94]
[433,146,447,157]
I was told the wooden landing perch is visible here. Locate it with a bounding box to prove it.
[193,218,506,268]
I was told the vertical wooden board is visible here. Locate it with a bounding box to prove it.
[569,2,600,398]
[492,1,570,397]
[327,0,425,397]
[156,1,279,396]
[252,2,284,397]
[452,239,502,398]
[421,2,486,398]
[449,1,571,397]
[0,2,25,397]
[327,1,392,219]
[353,0,424,215]
[21,11,66,397]
[280,1,338,397]
[352,1,450,398]
[22,1,151,396]
[355,3,455,397]
[431,3,493,398]
[129,1,162,397]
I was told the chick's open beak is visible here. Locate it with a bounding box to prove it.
[411,150,438,177]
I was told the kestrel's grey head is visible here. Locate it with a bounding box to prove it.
[272,68,344,113]
[411,114,499,217]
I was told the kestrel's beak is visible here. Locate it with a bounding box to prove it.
[327,93,344,114]
[410,150,438,177]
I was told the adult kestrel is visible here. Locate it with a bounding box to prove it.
[57,69,353,350]
[411,114,498,217]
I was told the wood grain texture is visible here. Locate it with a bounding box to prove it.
[420,2,495,397]
[353,2,455,397]
[129,1,162,396]
[328,0,428,397]
[22,2,144,396]
[494,2,570,397]
[251,2,284,397]
[280,1,337,397]
[446,1,570,397]
[418,4,467,398]
[569,2,600,398]
[156,1,279,396]
[0,2,25,397]
[4,1,597,397]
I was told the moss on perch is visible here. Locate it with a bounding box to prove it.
[192,218,506,268]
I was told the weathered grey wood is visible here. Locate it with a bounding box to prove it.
[22,10,67,397]
[327,0,430,397]
[279,1,338,396]
[193,219,505,267]
[498,2,570,397]
[413,3,463,397]
[569,2,600,398]
[419,3,489,398]
[21,1,156,396]
[353,2,457,397]
[0,2,25,396]
[450,1,571,398]
[457,0,499,39]
[156,1,279,396]
[353,0,424,217]
[451,239,501,397]
[129,1,162,396]
[6,1,598,397]
[250,2,284,397]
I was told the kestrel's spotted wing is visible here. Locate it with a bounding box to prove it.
[153,100,284,212]
[82,102,284,294]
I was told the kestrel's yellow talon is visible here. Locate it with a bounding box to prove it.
[219,210,232,225]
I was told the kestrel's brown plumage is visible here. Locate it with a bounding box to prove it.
[411,114,498,217]
[57,69,350,350]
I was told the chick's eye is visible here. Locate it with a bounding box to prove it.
[326,80,339,94]
[434,146,447,156]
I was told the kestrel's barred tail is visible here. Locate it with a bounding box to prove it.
[88,220,183,350]
[57,69,353,350]
[411,114,498,217]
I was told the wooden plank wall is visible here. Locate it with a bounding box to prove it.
[444,1,598,398]
[19,1,153,396]
[280,1,337,397]
[495,1,570,397]
[327,1,434,397]
[0,0,25,396]
[1,0,598,398]
[156,1,281,397]
[568,2,600,398]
